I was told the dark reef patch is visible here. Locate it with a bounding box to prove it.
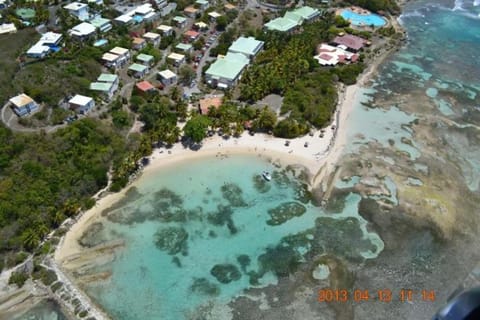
[252,174,272,193]
[221,183,248,207]
[153,226,189,255]
[191,277,220,296]
[207,204,238,234]
[78,222,106,248]
[210,264,242,284]
[267,202,307,225]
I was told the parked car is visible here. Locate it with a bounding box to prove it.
[304,142,309,147]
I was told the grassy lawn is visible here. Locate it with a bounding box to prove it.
[0,28,38,104]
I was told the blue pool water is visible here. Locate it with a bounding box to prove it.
[341,9,387,27]
[93,39,108,47]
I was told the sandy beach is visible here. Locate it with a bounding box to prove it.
[55,81,361,263]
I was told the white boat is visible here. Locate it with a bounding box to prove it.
[262,171,272,181]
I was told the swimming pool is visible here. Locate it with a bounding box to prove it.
[341,9,387,27]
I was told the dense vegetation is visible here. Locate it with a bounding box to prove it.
[0,120,129,256]
[240,15,366,135]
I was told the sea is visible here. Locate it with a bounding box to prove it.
[22,0,480,319]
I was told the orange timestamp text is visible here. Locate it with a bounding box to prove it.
[318,289,436,303]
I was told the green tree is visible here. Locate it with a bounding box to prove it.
[253,107,277,132]
[183,115,211,143]
[216,16,228,31]
[178,65,196,85]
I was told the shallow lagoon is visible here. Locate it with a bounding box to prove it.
[81,155,382,320]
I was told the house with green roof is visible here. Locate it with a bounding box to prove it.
[291,6,321,21]
[136,53,154,66]
[205,52,249,89]
[264,6,320,32]
[89,73,119,100]
[264,17,299,32]
[173,16,187,28]
[195,0,209,10]
[228,36,264,59]
[89,16,112,33]
[175,43,193,54]
[128,63,149,78]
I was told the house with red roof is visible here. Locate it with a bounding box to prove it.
[332,34,366,52]
[135,80,155,94]
[184,30,200,42]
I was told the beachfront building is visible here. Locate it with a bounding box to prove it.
[195,0,209,11]
[157,24,173,36]
[0,23,17,35]
[143,32,161,47]
[69,95,95,114]
[158,69,177,86]
[69,22,96,40]
[135,80,155,95]
[136,53,154,66]
[63,2,89,21]
[9,94,38,117]
[132,37,147,50]
[204,52,249,89]
[332,34,366,52]
[314,43,359,66]
[167,52,185,66]
[173,16,188,28]
[264,6,320,32]
[128,63,149,78]
[228,36,264,59]
[184,6,199,18]
[89,16,112,33]
[26,32,63,58]
[199,96,222,115]
[184,30,200,42]
[89,73,119,100]
[175,43,193,54]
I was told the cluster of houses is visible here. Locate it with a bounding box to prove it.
[205,36,265,89]
[264,6,322,32]
[114,3,158,26]
[314,34,367,66]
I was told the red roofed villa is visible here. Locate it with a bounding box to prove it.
[135,80,155,94]
[184,30,200,42]
[332,34,366,52]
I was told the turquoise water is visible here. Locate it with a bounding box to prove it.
[340,9,387,27]
[12,300,67,320]
[83,155,383,319]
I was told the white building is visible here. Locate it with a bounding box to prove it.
[158,69,177,86]
[9,94,38,117]
[157,24,173,36]
[167,52,185,66]
[26,32,62,58]
[0,23,17,35]
[68,95,95,114]
[69,22,96,39]
[143,32,161,47]
[63,2,89,21]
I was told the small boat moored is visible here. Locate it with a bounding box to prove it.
[262,171,272,181]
